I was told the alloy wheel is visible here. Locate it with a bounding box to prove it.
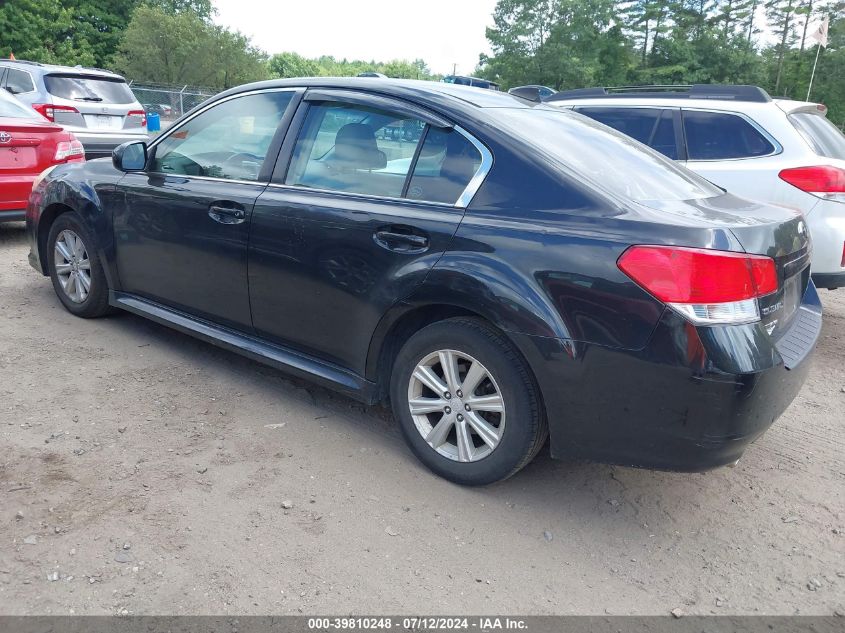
[407,349,506,462]
[54,229,91,304]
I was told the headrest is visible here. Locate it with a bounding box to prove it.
[329,123,387,170]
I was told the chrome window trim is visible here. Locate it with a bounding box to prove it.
[127,173,270,188]
[680,107,784,162]
[146,87,493,208]
[454,125,493,208]
[264,182,457,209]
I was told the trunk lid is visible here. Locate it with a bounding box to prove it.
[0,117,65,173]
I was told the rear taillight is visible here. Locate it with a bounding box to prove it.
[54,138,85,162]
[127,109,147,127]
[779,166,845,196]
[32,103,79,122]
[618,245,778,325]
[841,242,845,268]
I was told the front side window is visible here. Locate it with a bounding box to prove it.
[151,91,294,182]
[683,110,776,160]
[789,111,845,160]
[576,107,679,159]
[5,68,34,94]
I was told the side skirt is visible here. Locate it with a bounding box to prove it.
[110,291,379,404]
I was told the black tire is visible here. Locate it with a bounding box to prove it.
[390,317,548,485]
[46,212,112,318]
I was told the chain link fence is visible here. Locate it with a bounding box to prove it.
[127,81,216,122]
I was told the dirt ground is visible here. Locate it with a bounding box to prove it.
[0,220,843,616]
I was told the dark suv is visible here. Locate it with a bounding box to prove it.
[26,78,821,485]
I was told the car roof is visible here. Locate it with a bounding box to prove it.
[218,77,530,110]
[0,58,126,80]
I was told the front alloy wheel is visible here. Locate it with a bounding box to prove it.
[54,229,92,303]
[47,212,112,318]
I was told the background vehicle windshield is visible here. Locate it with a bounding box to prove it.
[789,112,845,160]
[490,108,724,202]
[0,90,41,119]
[44,74,136,104]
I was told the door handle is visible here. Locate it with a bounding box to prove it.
[374,228,429,253]
[208,205,246,225]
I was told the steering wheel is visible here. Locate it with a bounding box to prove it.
[219,152,264,179]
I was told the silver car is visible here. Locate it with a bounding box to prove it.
[0,59,148,158]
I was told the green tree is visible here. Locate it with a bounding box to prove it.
[0,0,138,67]
[114,4,268,88]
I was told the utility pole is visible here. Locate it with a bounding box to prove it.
[452,63,457,75]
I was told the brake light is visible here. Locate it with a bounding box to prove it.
[618,245,778,325]
[54,138,85,162]
[127,109,147,127]
[841,242,845,268]
[779,166,845,194]
[32,103,79,122]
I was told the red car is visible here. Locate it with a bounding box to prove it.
[0,88,84,222]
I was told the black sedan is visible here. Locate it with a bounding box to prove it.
[26,78,821,485]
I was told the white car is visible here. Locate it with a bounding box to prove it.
[547,85,845,289]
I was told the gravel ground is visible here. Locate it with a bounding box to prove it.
[0,220,843,616]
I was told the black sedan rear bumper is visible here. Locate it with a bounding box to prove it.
[513,281,822,472]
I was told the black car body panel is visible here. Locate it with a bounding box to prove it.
[26,78,821,473]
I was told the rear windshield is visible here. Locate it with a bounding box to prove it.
[0,89,40,119]
[789,112,845,159]
[44,74,135,104]
[489,108,722,202]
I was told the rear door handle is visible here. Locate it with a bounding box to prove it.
[208,205,246,225]
[374,228,429,253]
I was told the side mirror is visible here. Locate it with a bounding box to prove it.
[113,140,147,171]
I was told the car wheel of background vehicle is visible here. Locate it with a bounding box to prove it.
[390,317,547,486]
[47,212,111,318]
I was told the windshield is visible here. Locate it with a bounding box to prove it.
[44,74,135,104]
[789,111,845,160]
[0,89,40,119]
[489,107,723,202]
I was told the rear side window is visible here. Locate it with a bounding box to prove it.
[44,74,135,104]
[285,102,422,198]
[789,112,845,159]
[683,110,776,160]
[5,68,35,94]
[407,127,482,204]
[576,107,679,159]
[285,101,482,204]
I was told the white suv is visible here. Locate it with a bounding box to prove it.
[548,85,845,289]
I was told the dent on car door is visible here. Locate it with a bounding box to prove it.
[113,89,300,331]
[248,93,489,375]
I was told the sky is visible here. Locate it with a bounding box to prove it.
[213,0,498,76]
